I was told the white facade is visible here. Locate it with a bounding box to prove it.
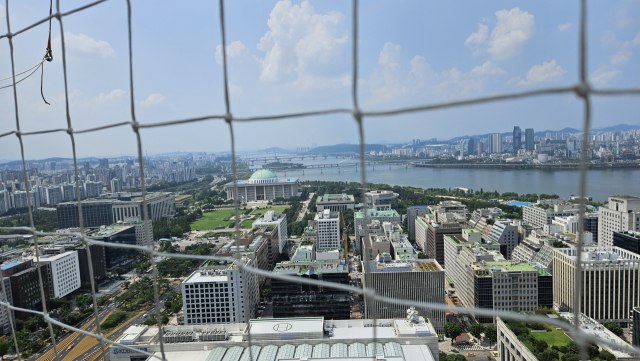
[487,133,503,154]
[46,186,64,206]
[314,210,340,249]
[598,196,640,247]
[38,251,81,298]
[487,221,519,259]
[182,257,259,325]
[552,215,580,234]
[84,181,103,197]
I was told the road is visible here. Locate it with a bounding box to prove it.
[296,193,315,221]
[30,283,180,361]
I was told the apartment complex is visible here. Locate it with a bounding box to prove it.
[553,246,640,326]
[598,195,640,247]
[271,260,350,319]
[181,257,259,325]
[364,254,445,330]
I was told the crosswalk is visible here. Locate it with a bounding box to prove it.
[456,344,484,351]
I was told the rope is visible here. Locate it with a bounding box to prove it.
[0,57,46,89]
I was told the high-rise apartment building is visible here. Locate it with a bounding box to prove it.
[598,195,640,247]
[364,254,445,330]
[314,210,340,249]
[467,138,476,156]
[553,246,640,326]
[525,128,534,151]
[513,126,522,150]
[487,133,503,154]
[181,257,259,325]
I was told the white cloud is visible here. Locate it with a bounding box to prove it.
[140,93,165,107]
[257,0,348,86]
[590,64,621,86]
[465,24,489,46]
[609,31,640,65]
[215,41,251,65]
[517,60,566,86]
[229,83,243,95]
[558,23,572,32]
[93,89,126,102]
[470,61,505,76]
[633,31,640,46]
[0,5,4,19]
[466,8,535,60]
[57,32,115,58]
[368,43,505,102]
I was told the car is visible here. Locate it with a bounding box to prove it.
[143,313,148,318]
[466,353,476,357]
[491,351,499,357]
[67,344,74,351]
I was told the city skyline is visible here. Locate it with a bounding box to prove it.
[1,1,639,160]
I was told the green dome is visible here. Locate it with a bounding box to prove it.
[250,169,277,180]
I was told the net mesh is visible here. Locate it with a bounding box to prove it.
[2,1,640,361]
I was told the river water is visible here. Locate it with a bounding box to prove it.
[258,158,639,202]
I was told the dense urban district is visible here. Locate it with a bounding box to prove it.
[0,141,638,361]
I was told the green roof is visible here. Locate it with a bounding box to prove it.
[485,261,536,272]
[250,169,277,179]
[464,228,479,233]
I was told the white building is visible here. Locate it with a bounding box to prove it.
[487,133,503,154]
[84,181,103,197]
[46,186,64,206]
[598,195,640,247]
[552,215,580,234]
[37,251,81,298]
[251,211,288,253]
[224,169,299,202]
[314,210,340,249]
[487,221,519,259]
[181,257,259,325]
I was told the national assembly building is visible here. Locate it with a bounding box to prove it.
[224,170,299,202]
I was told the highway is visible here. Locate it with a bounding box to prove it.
[30,282,180,361]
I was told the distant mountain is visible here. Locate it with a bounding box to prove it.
[447,123,639,142]
[304,143,386,154]
[255,147,292,154]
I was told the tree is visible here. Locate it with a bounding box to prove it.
[0,340,10,360]
[538,349,559,361]
[602,321,623,337]
[535,339,548,353]
[484,325,497,347]
[439,352,448,361]
[75,294,92,311]
[443,322,463,344]
[598,350,616,361]
[418,252,427,259]
[469,322,485,340]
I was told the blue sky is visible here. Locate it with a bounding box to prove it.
[1,0,639,160]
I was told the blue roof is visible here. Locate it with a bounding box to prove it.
[1,261,23,270]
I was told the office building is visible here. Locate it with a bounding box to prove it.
[251,211,288,253]
[363,234,391,261]
[553,246,640,326]
[487,221,520,259]
[224,169,299,202]
[407,206,429,242]
[314,210,340,249]
[243,225,283,270]
[74,243,107,285]
[57,192,175,229]
[181,257,259,325]
[271,260,350,319]
[99,158,109,168]
[633,307,640,347]
[108,314,439,361]
[525,128,534,150]
[364,254,445,330]
[416,213,464,266]
[497,317,537,361]
[0,278,13,335]
[467,138,476,156]
[487,133,503,154]
[513,126,522,150]
[444,231,551,323]
[37,251,81,298]
[316,193,355,212]
[364,190,399,209]
[88,225,138,271]
[355,209,401,252]
[1,260,51,320]
[598,195,640,247]
[613,231,640,254]
[477,141,485,156]
[522,202,580,228]
[217,236,269,286]
[584,212,599,244]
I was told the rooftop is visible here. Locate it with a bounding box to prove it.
[90,225,134,237]
[611,195,640,200]
[249,169,277,180]
[445,234,499,246]
[319,193,355,203]
[355,209,400,218]
[484,261,537,272]
[368,259,442,273]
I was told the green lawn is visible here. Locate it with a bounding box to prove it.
[190,208,240,230]
[191,206,289,230]
[529,330,572,347]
